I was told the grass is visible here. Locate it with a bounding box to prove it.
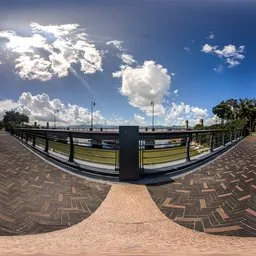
[33,138,201,166]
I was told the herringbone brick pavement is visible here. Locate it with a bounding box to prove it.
[148,136,256,237]
[0,133,110,235]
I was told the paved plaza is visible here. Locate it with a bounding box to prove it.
[148,136,256,236]
[0,131,255,255]
[0,132,110,235]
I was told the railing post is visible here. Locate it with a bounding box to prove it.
[25,133,28,143]
[186,134,191,162]
[33,132,36,147]
[44,131,49,153]
[210,132,214,152]
[230,131,232,143]
[234,130,237,140]
[222,131,225,146]
[21,131,24,141]
[69,132,74,162]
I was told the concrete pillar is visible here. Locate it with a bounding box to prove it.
[119,126,140,181]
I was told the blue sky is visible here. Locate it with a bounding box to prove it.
[0,0,255,126]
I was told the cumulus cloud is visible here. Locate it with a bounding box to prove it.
[0,22,103,81]
[165,102,208,126]
[0,92,152,127]
[201,43,217,53]
[0,99,20,119]
[113,60,171,116]
[201,43,245,67]
[16,92,105,125]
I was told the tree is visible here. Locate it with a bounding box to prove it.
[212,101,233,124]
[212,98,256,133]
[2,111,29,131]
[0,121,3,130]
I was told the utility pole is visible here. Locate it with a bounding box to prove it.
[91,101,96,131]
[151,101,155,131]
[54,109,59,129]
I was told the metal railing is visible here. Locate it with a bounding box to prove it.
[14,128,119,176]
[139,129,243,174]
[13,127,244,180]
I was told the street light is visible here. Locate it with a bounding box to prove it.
[151,101,155,131]
[53,109,59,129]
[90,101,96,131]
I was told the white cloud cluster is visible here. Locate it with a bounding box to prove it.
[113,60,171,116]
[120,53,136,65]
[0,92,151,127]
[0,93,220,128]
[201,43,245,67]
[17,92,105,125]
[0,23,103,81]
[165,102,208,126]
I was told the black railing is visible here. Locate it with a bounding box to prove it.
[13,127,244,180]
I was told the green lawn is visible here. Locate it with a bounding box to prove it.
[34,139,201,166]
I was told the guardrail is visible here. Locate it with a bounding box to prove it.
[13,127,244,181]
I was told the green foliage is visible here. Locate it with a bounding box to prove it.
[0,121,4,130]
[2,111,29,132]
[212,98,256,132]
[194,124,204,130]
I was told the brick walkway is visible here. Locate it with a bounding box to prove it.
[0,133,110,235]
[148,136,256,236]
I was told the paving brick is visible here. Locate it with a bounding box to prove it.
[148,136,256,237]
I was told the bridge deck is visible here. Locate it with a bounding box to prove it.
[0,132,255,255]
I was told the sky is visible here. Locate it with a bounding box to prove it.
[0,0,255,127]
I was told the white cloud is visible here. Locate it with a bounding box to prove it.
[201,43,217,53]
[106,40,124,51]
[17,92,105,125]
[173,89,178,95]
[120,53,136,65]
[184,47,190,52]
[0,99,20,119]
[165,102,208,126]
[133,113,147,126]
[113,60,171,116]
[0,23,103,81]
[2,92,147,127]
[201,43,245,68]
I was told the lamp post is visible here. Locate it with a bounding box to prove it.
[90,101,96,131]
[151,101,155,131]
[53,109,59,129]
